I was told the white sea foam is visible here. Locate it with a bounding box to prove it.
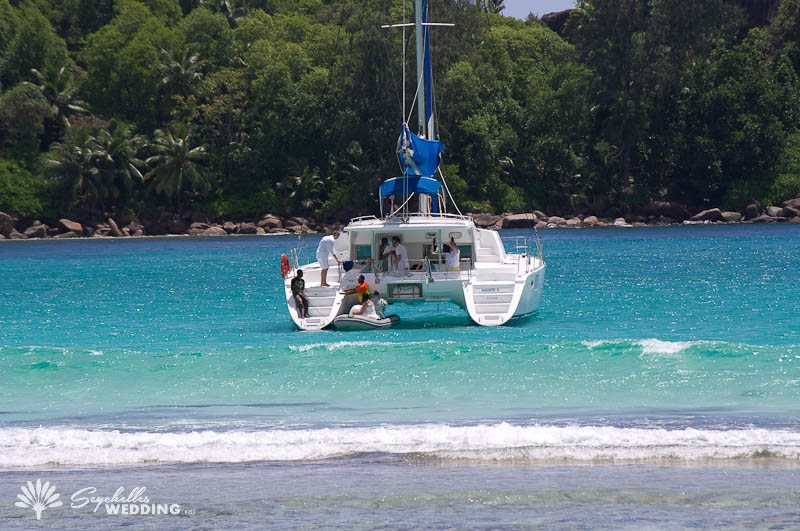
[637,339,695,355]
[290,341,391,352]
[581,340,606,349]
[579,338,698,355]
[1,424,799,467]
[289,339,448,353]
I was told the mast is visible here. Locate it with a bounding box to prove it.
[422,0,434,139]
[414,0,426,138]
[381,2,452,219]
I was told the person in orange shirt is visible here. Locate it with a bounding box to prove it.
[341,274,370,304]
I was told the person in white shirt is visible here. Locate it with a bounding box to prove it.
[444,237,460,271]
[316,230,340,286]
[389,236,409,272]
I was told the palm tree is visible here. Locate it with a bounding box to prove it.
[144,123,210,210]
[199,0,247,27]
[276,160,330,214]
[482,0,505,14]
[25,65,89,141]
[93,120,146,207]
[157,46,207,123]
[158,46,207,100]
[44,133,109,213]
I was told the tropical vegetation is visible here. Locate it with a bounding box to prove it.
[1,0,800,223]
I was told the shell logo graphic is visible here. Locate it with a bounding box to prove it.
[15,479,63,520]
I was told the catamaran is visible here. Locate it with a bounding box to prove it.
[283,0,545,330]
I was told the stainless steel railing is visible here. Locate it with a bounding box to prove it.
[349,212,473,224]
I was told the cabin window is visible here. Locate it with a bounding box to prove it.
[355,245,372,260]
[387,283,422,299]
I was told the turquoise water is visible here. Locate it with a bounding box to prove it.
[1,225,799,526]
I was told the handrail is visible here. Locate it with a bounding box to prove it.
[502,233,545,274]
[348,212,473,224]
[423,257,432,284]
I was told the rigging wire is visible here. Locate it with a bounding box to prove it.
[390,192,416,217]
[437,166,463,217]
[406,64,425,128]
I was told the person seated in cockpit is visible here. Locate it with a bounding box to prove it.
[360,257,375,273]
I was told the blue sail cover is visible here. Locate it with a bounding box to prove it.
[396,124,445,177]
[380,176,441,197]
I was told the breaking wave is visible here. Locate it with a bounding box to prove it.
[2,423,799,467]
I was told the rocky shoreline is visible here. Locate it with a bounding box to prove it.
[1,199,799,241]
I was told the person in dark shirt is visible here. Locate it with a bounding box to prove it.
[291,270,309,319]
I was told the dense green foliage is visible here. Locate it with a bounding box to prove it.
[1,0,800,222]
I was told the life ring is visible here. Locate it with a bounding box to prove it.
[280,253,291,278]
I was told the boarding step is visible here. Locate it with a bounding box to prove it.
[306,296,336,307]
[474,303,512,314]
[304,286,339,297]
[473,271,517,281]
[474,293,513,304]
[473,283,515,294]
[476,252,501,263]
[306,307,334,317]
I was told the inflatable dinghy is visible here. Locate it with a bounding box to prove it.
[332,314,400,331]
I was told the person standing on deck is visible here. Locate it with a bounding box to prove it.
[444,237,460,271]
[390,236,409,272]
[316,230,340,287]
